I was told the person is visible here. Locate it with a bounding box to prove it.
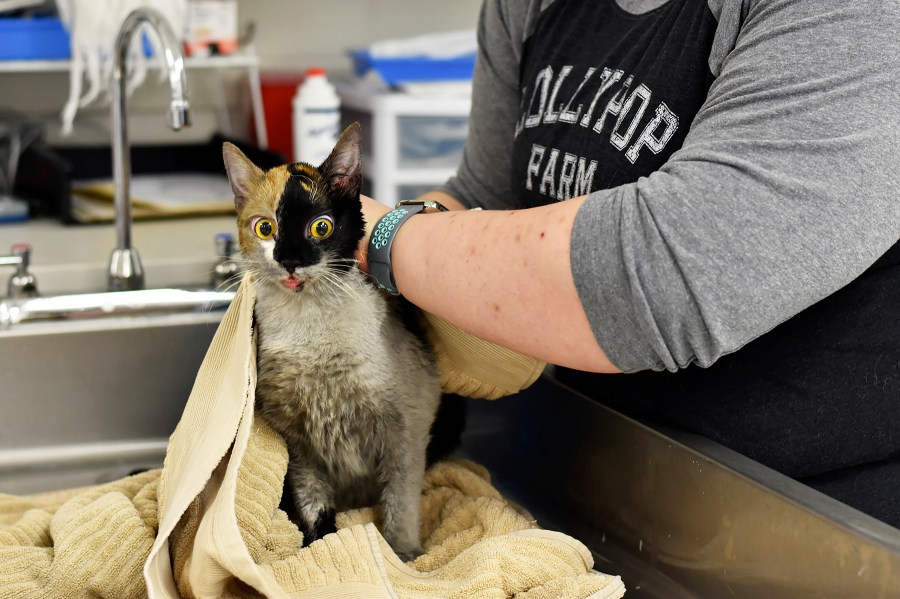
[355,0,900,527]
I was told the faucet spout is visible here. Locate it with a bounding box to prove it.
[109,8,191,291]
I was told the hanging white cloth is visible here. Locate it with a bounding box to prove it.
[54,0,187,135]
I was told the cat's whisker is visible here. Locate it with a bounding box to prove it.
[212,271,246,295]
[318,263,364,302]
[215,276,243,294]
[322,255,359,269]
[219,264,268,297]
[318,275,354,302]
[231,257,262,274]
[314,269,352,300]
[201,275,250,314]
[317,278,344,302]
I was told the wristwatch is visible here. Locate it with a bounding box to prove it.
[368,199,448,295]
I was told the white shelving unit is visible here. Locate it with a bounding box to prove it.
[0,51,268,147]
[338,85,471,206]
[0,52,256,72]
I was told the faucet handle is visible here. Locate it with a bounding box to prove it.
[0,243,39,299]
[214,232,236,258]
[211,233,239,288]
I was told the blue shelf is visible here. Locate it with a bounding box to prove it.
[349,50,475,85]
[0,17,71,61]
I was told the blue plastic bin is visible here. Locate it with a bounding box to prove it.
[0,17,71,60]
[349,50,475,85]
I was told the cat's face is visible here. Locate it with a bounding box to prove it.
[222,124,365,294]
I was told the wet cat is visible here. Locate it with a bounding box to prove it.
[222,124,441,561]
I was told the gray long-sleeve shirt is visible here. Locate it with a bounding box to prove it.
[441,0,900,373]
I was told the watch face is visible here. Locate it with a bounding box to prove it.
[397,200,449,212]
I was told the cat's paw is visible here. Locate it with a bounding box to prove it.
[300,507,337,547]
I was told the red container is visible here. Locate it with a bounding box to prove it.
[253,71,306,163]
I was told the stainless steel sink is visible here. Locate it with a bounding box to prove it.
[459,374,900,598]
[0,308,224,493]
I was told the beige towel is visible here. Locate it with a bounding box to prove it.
[0,276,623,598]
[0,471,160,598]
[423,311,546,400]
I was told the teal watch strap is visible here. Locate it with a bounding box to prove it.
[368,200,447,294]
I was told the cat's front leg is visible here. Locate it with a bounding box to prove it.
[286,457,337,546]
[378,433,428,561]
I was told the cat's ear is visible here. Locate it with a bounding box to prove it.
[319,123,362,198]
[222,142,264,211]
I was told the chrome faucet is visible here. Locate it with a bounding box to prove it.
[108,8,191,291]
[0,243,38,298]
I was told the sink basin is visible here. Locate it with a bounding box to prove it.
[0,309,224,493]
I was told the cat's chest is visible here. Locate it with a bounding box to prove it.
[255,283,383,361]
[253,285,390,415]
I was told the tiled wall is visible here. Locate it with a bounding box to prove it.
[0,0,481,146]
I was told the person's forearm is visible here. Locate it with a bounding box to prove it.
[390,197,621,373]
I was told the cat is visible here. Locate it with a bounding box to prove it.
[221,123,441,561]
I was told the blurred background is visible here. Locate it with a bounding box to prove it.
[0,0,482,231]
[2,0,481,147]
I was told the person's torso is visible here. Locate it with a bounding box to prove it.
[512,0,717,207]
[511,0,900,478]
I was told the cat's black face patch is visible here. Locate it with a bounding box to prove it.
[272,165,365,273]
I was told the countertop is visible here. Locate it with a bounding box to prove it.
[0,215,237,295]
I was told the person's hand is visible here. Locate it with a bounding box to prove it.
[356,194,390,274]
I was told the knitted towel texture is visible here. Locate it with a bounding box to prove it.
[0,275,623,598]
[0,472,159,598]
[422,311,546,400]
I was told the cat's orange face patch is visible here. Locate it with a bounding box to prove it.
[235,163,326,255]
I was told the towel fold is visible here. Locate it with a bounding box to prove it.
[0,275,622,598]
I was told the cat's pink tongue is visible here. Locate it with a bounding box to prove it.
[283,277,304,290]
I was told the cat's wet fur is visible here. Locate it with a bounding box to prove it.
[222,124,447,561]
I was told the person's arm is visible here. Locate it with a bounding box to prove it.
[358,194,620,372]
[360,0,900,376]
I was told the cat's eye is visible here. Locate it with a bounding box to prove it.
[253,218,276,240]
[309,216,334,239]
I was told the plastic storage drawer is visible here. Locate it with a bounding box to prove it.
[338,87,471,206]
[397,115,468,169]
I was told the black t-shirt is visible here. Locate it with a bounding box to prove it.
[513,0,716,206]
